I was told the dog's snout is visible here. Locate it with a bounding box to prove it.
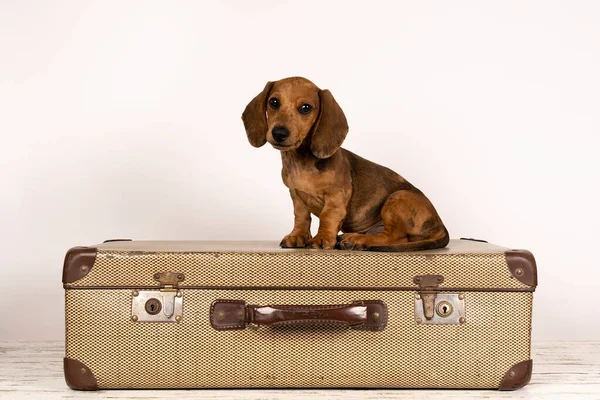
[272,126,290,142]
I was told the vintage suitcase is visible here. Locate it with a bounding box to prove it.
[63,239,537,390]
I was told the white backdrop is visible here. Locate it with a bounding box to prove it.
[1,1,598,341]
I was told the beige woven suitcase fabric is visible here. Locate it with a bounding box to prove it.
[71,241,529,290]
[66,289,531,388]
[63,240,535,389]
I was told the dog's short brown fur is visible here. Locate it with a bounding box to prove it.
[242,77,449,251]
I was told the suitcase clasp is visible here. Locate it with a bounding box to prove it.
[155,272,185,319]
[414,274,466,325]
[130,272,185,323]
[413,274,444,320]
[131,289,183,322]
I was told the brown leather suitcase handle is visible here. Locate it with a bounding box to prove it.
[210,300,387,331]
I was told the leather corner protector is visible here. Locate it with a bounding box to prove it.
[63,246,97,284]
[352,300,388,331]
[506,249,537,287]
[499,359,533,390]
[210,299,246,330]
[64,358,98,390]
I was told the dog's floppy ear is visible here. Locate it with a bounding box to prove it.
[310,89,349,159]
[242,81,275,148]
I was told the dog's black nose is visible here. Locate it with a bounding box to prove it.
[272,126,290,142]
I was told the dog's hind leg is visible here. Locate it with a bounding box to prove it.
[339,190,449,252]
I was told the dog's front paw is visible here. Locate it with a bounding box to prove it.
[307,235,337,250]
[338,233,368,251]
[280,232,311,248]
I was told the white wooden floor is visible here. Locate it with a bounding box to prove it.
[0,342,598,399]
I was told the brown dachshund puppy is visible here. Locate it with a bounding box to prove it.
[242,77,449,251]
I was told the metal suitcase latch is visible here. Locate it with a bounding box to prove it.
[131,272,185,323]
[414,274,444,320]
[413,274,465,325]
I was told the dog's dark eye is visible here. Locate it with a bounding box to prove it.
[298,104,312,115]
[269,98,280,109]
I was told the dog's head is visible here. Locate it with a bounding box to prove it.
[242,77,348,159]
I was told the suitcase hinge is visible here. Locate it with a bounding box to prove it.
[154,272,185,287]
[413,274,444,320]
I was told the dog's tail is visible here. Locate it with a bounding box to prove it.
[365,227,450,252]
